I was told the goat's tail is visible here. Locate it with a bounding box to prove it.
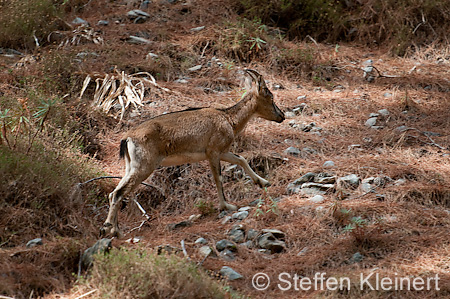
[119,139,128,159]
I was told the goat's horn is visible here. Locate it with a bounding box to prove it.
[245,69,260,83]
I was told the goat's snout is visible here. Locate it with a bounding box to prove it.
[274,104,285,123]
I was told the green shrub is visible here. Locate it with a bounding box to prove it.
[84,247,230,299]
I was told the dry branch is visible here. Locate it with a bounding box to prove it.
[79,70,171,120]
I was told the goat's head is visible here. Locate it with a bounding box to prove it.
[245,69,285,123]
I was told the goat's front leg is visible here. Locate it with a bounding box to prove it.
[220,152,270,187]
[208,156,237,211]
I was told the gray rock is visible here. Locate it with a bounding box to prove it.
[261,229,285,240]
[231,210,248,220]
[338,174,360,188]
[349,252,364,263]
[247,229,259,240]
[190,26,205,32]
[72,17,88,26]
[195,237,208,245]
[257,233,286,253]
[383,92,392,98]
[220,266,243,280]
[303,147,317,154]
[309,195,325,203]
[127,9,150,19]
[127,36,152,44]
[216,239,237,252]
[198,246,213,257]
[26,238,43,248]
[228,226,245,243]
[362,59,373,66]
[295,172,317,184]
[219,249,235,261]
[241,240,253,248]
[167,220,191,230]
[221,215,231,224]
[134,16,147,24]
[301,182,334,195]
[238,206,251,212]
[296,95,307,101]
[287,183,302,194]
[378,109,390,116]
[188,65,202,72]
[284,146,301,156]
[81,238,112,269]
[97,20,109,26]
[323,161,335,168]
[360,182,374,193]
[175,78,189,84]
[365,117,377,127]
[369,113,379,118]
[314,174,336,184]
[284,111,296,118]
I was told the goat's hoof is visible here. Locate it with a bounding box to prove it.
[222,203,237,211]
[257,179,271,188]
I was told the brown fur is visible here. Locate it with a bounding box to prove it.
[101,70,285,237]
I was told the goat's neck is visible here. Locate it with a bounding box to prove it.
[224,93,258,135]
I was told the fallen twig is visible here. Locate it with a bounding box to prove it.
[74,289,98,299]
[397,127,447,151]
[181,240,191,262]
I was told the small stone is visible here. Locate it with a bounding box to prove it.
[198,246,213,257]
[303,147,317,154]
[301,183,335,196]
[383,92,392,98]
[190,26,205,32]
[167,220,191,230]
[220,266,243,280]
[365,117,377,127]
[175,78,189,84]
[188,65,202,72]
[284,146,301,156]
[72,17,88,26]
[296,95,307,101]
[127,9,150,19]
[216,239,237,252]
[221,215,231,224]
[81,239,112,269]
[309,195,325,203]
[394,179,406,186]
[195,237,208,245]
[369,113,379,118]
[219,249,235,261]
[127,36,152,44]
[146,52,159,59]
[241,241,253,248]
[228,226,245,243]
[247,229,259,240]
[395,125,409,132]
[238,206,251,212]
[323,161,335,168]
[314,174,336,184]
[338,174,360,187]
[231,211,249,220]
[378,109,390,116]
[261,229,285,240]
[349,252,364,263]
[97,20,109,26]
[26,238,43,248]
[257,233,286,253]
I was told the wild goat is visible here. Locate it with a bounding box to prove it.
[101,69,285,237]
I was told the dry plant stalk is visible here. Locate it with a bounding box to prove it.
[58,24,104,47]
[79,70,171,120]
